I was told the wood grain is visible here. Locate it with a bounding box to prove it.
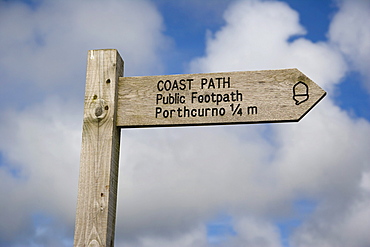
[74,49,123,247]
[117,68,326,128]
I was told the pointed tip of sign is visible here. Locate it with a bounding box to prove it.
[297,90,327,122]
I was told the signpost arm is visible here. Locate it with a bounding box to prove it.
[74,49,123,247]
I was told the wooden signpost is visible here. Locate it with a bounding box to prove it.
[73,49,326,246]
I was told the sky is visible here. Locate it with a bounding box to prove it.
[0,0,369,246]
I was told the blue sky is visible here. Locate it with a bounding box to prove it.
[0,0,370,247]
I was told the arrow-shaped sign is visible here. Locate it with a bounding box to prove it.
[117,68,326,128]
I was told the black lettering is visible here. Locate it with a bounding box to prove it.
[223,77,230,88]
[247,106,257,115]
[231,90,242,101]
[155,107,162,118]
[198,108,205,117]
[157,93,187,105]
[236,90,242,101]
[223,93,230,103]
[204,94,211,103]
[215,78,222,88]
[212,108,218,116]
[191,91,242,105]
[187,79,193,90]
[164,80,171,91]
[172,80,179,90]
[179,79,186,90]
[191,109,197,117]
[208,78,215,89]
[169,93,175,104]
[163,95,169,104]
[217,94,223,105]
[157,80,164,91]
[156,94,162,104]
[201,78,207,89]
[184,106,190,117]
[163,109,169,118]
[156,106,228,118]
[158,79,194,91]
[205,108,211,116]
[177,107,183,117]
[191,92,197,103]
[198,94,204,103]
[230,91,235,101]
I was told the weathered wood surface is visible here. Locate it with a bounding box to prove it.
[74,49,123,247]
[117,68,326,128]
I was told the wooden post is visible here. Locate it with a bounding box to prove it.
[74,49,123,247]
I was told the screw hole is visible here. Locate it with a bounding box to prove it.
[93,95,98,100]
[106,79,111,84]
[104,106,109,110]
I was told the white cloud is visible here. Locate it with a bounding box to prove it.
[230,217,283,247]
[0,97,81,243]
[0,0,170,103]
[190,0,305,71]
[116,126,266,241]
[291,174,370,247]
[329,0,370,92]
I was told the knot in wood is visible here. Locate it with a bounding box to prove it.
[91,98,107,120]
[95,106,103,117]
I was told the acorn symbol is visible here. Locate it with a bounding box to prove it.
[293,81,309,105]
